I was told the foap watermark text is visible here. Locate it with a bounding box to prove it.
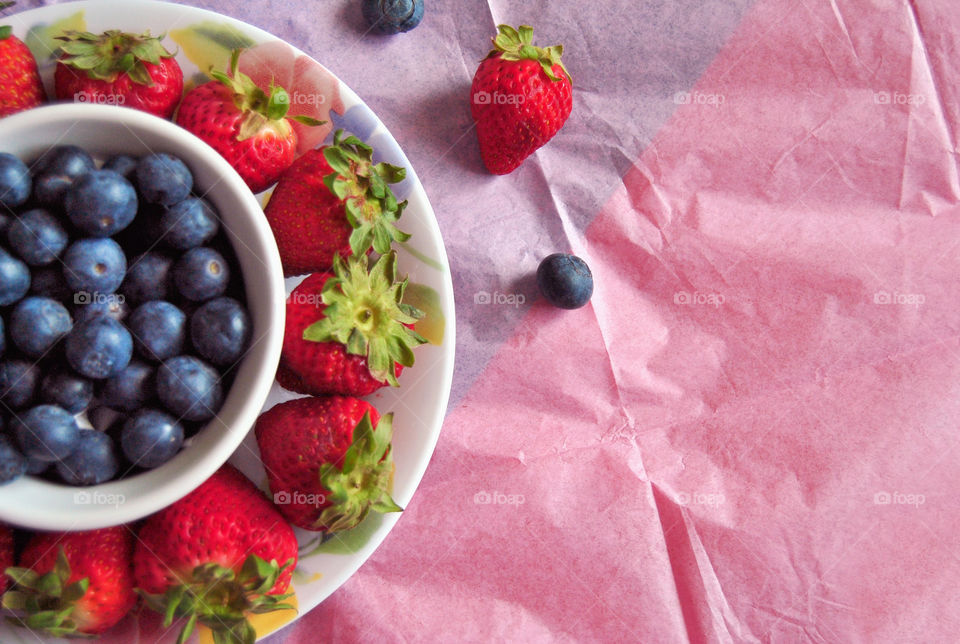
[474,290,525,307]
[874,491,925,507]
[873,290,924,307]
[474,490,525,506]
[674,291,725,307]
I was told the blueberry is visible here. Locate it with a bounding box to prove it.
[40,369,94,414]
[29,266,73,302]
[65,169,138,237]
[172,247,230,302]
[56,430,118,485]
[160,197,219,250]
[362,0,424,34]
[33,174,74,209]
[102,154,138,178]
[0,435,25,484]
[24,453,49,475]
[128,301,186,362]
[536,253,594,309]
[12,404,79,463]
[32,145,96,208]
[190,297,251,366]
[0,247,30,306]
[157,356,223,421]
[121,252,173,304]
[121,408,184,468]
[0,152,31,209]
[34,145,96,179]
[72,295,129,323]
[136,153,193,206]
[62,237,127,296]
[0,359,39,408]
[100,359,155,412]
[7,209,69,267]
[65,317,133,379]
[10,297,72,358]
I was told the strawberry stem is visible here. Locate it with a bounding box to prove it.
[316,411,402,532]
[55,30,176,85]
[488,24,571,83]
[302,251,426,386]
[2,548,93,637]
[322,129,410,257]
[138,554,295,644]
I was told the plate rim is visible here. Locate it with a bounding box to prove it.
[2,0,456,640]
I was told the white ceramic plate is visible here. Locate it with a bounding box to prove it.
[1,1,455,641]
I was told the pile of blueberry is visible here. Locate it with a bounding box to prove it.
[0,146,252,486]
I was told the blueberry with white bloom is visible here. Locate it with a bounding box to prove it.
[157,355,223,421]
[128,300,186,362]
[65,169,138,237]
[0,435,26,484]
[40,369,94,414]
[121,408,184,468]
[0,359,39,408]
[100,359,155,412]
[161,197,219,250]
[56,430,118,485]
[190,297,251,366]
[65,316,133,379]
[12,404,80,463]
[136,153,193,206]
[62,237,127,295]
[173,247,230,302]
[121,252,173,304]
[0,247,30,306]
[10,296,72,358]
[32,145,95,208]
[0,152,31,209]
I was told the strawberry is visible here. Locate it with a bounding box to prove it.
[0,21,45,117]
[0,522,12,594]
[177,49,322,194]
[53,30,183,118]
[264,129,410,276]
[256,396,401,532]
[133,463,298,644]
[2,527,136,635]
[470,24,572,174]
[280,250,425,396]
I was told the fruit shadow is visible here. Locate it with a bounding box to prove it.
[412,84,488,177]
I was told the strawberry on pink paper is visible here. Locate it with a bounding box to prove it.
[238,41,343,154]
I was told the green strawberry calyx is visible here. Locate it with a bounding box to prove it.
[3,548,93,637]
[138,554,295,644]
[55,29,176,86]
[487,24,571,83]
[302,250,426,386]
[210,49,324,142]
[322,128,411,256]
[1,2,14,39]
[315,411,402,532]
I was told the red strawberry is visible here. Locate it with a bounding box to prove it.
[2,527,136,635]
[470,24,572,174]
[133,463,298,644]
[264,129,410,276]
[256,396,401,532]
[0,523,12,594]
[280,251,425,396]
[53,30,183,118]
[177,49,322,194]
[0,23,45,117]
